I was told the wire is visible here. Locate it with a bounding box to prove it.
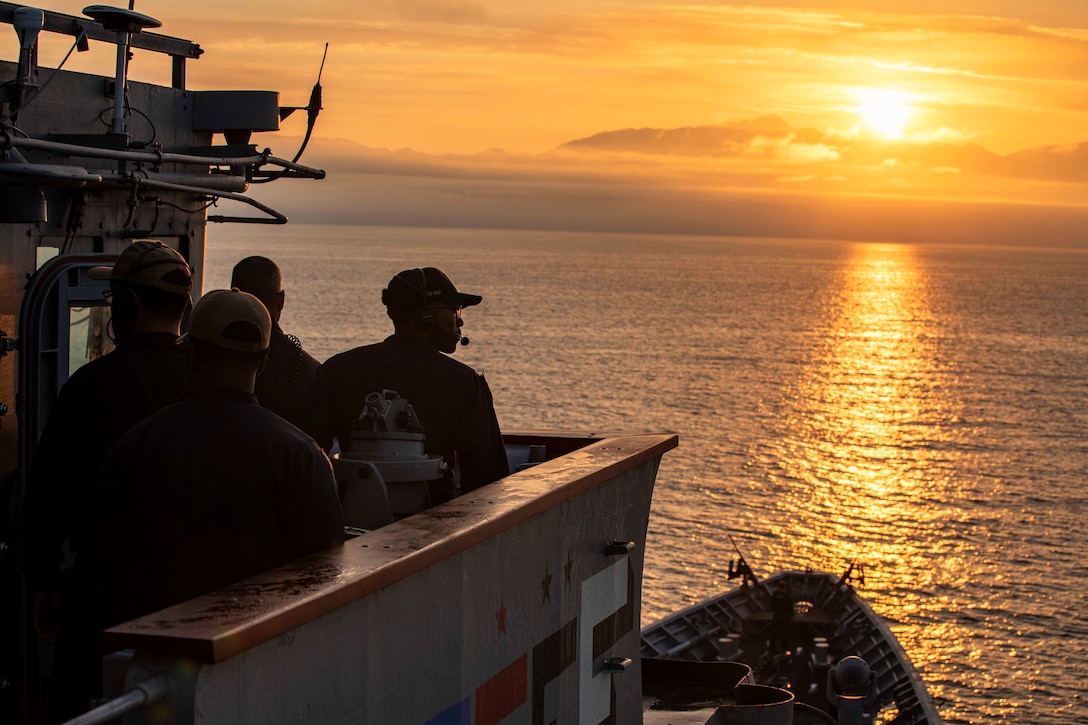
[794,701,838,724]
[0,31,88,125]
[125,106,158,148]
[153,196,218,214]
[0,124,30,138]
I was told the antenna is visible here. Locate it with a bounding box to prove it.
[13,7,44,80]
[82,5,163,136]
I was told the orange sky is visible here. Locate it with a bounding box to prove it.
[11,1,1088,244]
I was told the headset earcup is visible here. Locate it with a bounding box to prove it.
[113,287,139,316]
[415,307,434,326]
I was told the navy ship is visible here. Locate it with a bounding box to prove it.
[0,5,936,723]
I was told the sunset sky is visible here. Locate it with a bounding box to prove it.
[11,1,1088,244]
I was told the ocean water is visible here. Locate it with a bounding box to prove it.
[205,224,1088,725]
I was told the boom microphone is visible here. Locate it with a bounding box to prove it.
[427,318,470,346]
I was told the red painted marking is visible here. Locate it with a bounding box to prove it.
[475,654,527,725]
[496,599,507,635]
[541,565,553,603]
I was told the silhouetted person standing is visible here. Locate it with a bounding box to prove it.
[230,255,320,428]
[304,267,508,505]
[20,240,192,721]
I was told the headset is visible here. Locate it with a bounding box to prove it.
[390,268,469,346]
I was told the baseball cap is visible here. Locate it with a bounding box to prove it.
[382,267,482,310]
[182,289,271,353]
[88,240,192,295]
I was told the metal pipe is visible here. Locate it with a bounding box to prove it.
[113,170,248,192]
[0,162,288,222]
[0,133,325,178]
[0,165,249,191]
[0,163,102,184]
[0,133,267,167]
[60,675,171,725]
[133,176,288,224]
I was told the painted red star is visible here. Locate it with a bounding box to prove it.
[541,565,553,603]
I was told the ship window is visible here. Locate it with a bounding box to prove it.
[69,305,114,376]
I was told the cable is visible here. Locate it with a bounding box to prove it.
[153,197,218,214]
[125,105,157,148]
[0,31,88,125]
[794,701,837,724]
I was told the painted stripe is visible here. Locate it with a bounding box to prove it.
[579,558,628,724]
[476,654,528,725]
[592,562,635,660]
[532,619,579,725]
[425,696,471,725]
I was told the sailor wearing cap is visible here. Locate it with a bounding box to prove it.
[20,240,193,718]
[84,289,344,661]
[303,267,508,504]
[87,239,194,344]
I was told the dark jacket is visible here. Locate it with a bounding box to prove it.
[84,384,344,630]
[20,332,188,589]
[254,325,320,428]
[303,334,508,496]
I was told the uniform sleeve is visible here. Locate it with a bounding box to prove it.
[453,373,510,492]
[280,441,345,562]
[81,436,142,630]
[298,365,337,452]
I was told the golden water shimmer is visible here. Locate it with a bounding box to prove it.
[770,244,972,702]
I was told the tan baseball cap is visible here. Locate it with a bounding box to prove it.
[88,240,192,295]
[183,289,271,353]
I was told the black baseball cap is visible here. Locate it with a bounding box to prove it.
[382,267,482,310]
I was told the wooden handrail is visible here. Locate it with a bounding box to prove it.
[102,431,678,663]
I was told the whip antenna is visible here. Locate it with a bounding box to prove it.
[292,43,328,163]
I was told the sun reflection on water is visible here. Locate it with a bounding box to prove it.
[761,243,976,703]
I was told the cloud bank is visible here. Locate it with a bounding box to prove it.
[244,117,1088,248]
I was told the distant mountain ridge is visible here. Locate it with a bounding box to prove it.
[556,115,1087,183]
[558,114,797,156]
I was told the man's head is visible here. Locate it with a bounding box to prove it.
[88,240,193,341]
[182,289,272,390]
[381,268,482,354]
[230,255,284,324]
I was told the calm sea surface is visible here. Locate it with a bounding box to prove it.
[206,225,1088,725]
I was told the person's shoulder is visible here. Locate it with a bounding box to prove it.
[58,348,134,396]
[63,353,110,386]
[256,410,332,468]
[320,342,383,371]
[430,347,485,377]
[106,398,188,450]
[277,330,321,367]
[98,339,186,370]
[249,402,321,441]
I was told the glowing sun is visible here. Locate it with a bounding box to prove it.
[854,88,915,139]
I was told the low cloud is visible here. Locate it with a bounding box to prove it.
[243,122,1088,248]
